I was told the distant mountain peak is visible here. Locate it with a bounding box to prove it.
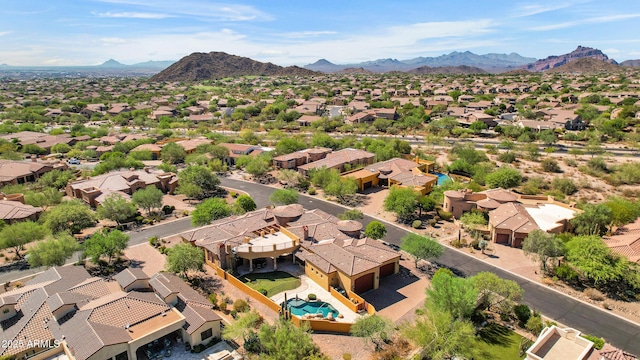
[524,46,616,72]
[99,59,126,67]
[150,51,318,82]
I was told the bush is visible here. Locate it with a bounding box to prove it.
[148,236,159,247]
[497,152,517,163]
[307,293,317,301]
[541,158,561,173]
[412,220,422,229]
[582,334,605,350]
[514,304,531,327]
[437,208,452,221]
[584,288,605,301]
[552,177,578,195]
[554,263,579,281]
[233,299,250,312]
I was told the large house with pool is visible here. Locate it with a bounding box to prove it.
[179,205,401,294]
[342,157,438,195]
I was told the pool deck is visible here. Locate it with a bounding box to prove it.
[270,275,360,323]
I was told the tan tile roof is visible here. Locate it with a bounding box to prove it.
[0,200,42,221]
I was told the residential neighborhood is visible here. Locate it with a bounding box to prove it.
[1,66,640,360]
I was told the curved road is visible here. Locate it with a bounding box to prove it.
[1,177,638,354]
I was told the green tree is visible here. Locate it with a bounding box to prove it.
[522,230,565,272]
[24,188,63,210]
[383,186,418,222]
[178,165,220,200]
[97,193,137,225]
[603,197,640,229]
[364,221,386,239]
[470,121,488,133]
[485,167,523,189]
[27,233,80,268]
[258,319,323,360]
[233,194,257,214]
[43,200,96,234]
[426,268,477,320]
[351,314,394,351]
[471,272,523,314]
[402,302,478,360]
[571,204,613,236]
[83,229,129,265]
[132,186,164,216]
[400,233,444,266]
[565,236,627,287]
[0,221,48,259]
[166,243,204,280]
[191,198,232,226]
[160,142,186,164]
[324,177,357,203]
[269,188,298,205]
[222,310,263,342]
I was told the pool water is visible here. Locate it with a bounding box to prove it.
[433,172,451,186]
[286,299,339,318]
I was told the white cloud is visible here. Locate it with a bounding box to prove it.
[96,11,173,19]
[530,13,640,31]
[279,31,337,39]
[510,1,589,17]
[92,0,273,21]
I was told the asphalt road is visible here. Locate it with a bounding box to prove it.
[219,177,640,355]
[1,177,638,354]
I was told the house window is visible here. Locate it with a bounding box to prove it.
[115,351,128,360]
[201,328,213,342]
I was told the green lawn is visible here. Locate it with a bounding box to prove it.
[239,271,301,297]
[475,323,527,360]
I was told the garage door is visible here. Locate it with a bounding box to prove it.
[354,273,374,294]
[496,234,510,244]
[379,263,395,278]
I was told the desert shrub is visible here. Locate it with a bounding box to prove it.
[412,220,422,229]
[541,158,561,173]
[551,177,578,195]
[233,299,250,312]
[582,334,605,350]
[497,152,517,163]
[437,208,452,221]
[514,304,531,327]
[584,288,605,301]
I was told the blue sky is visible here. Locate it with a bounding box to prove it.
[1,0,640,66]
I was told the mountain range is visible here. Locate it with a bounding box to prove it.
[304,51,537,73]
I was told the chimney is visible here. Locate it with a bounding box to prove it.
[302,225,308,240]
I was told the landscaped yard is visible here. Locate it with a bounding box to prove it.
[239,271,301,297]
[475,323,527,360]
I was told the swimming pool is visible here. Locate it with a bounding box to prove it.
[286,299,339,318]
[433,172,451,186]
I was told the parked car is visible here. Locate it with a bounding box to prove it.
[67,158,80,165]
